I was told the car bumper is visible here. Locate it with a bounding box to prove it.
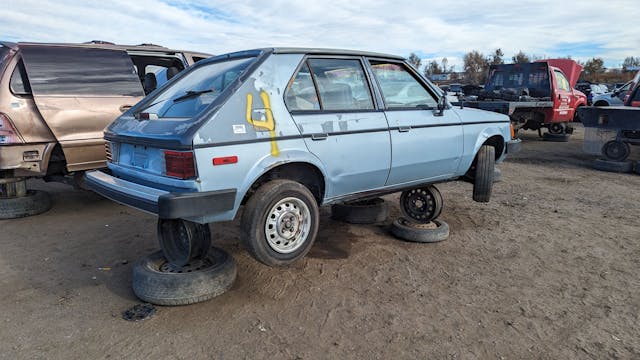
[506,139,522,154]
[85,170,237,219]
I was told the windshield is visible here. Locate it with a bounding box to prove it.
[138,56,256,119]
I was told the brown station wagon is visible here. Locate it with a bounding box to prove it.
[0,41,210,218]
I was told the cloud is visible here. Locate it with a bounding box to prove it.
[2,0,639,68]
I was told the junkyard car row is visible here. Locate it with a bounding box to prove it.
[5,41,639,307]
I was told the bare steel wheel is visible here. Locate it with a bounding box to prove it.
[265,197,311,254]
[399,185,443,224]
[602,140,630,161]
[548,123,564,134]
[158,219,211,267]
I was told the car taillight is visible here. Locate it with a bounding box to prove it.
[0,113,23,145]
[164,150,196,179]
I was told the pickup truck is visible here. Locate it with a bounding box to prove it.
[463,59,587,139]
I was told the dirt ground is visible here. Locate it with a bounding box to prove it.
[1,124,639,359]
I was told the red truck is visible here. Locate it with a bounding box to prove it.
[464,59,587,140]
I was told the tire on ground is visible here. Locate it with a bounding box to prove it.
[635,161,640,175]
[473,145,495,203]
[390,218,449,243]
[0,190,52,219]
[592,159,633,173]
[331,198,389,224]
[241,179,320,267]
[132,248,236,306]
[542,133,570,142]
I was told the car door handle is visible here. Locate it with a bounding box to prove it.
[398,126,411,132]
[311,133,328,141]
[119,104,133,113]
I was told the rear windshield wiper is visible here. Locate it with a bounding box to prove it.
[173,89,214,103]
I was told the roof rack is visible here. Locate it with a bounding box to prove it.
[84,40,115,45]
[137,43,166,48]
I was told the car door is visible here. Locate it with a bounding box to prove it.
[367,59,463,185]
[20,45,144,171]
[286,57,391,198]
[552,69,574,122]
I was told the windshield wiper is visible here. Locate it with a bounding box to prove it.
[173,89,214,103]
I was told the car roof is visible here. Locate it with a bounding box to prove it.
[268,47,404,60]
[1,40,211,57]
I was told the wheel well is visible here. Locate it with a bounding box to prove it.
[45,144,67,176]
[242,162,325,205]
[483,135,504,160]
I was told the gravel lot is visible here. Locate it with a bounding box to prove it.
[1,124,639,359]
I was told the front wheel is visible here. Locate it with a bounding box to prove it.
[472,145,495,203]
[241,180,319,267]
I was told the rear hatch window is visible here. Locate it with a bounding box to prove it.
[135,56,256,119]
[484,63,551,99]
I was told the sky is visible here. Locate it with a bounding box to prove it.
[3,0,639,72]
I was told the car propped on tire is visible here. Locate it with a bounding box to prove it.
[86,47,520,269]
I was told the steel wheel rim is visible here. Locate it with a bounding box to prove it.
[264,197,311,254]
[401,188,436,222]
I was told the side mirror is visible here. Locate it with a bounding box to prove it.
[435,94,447,117]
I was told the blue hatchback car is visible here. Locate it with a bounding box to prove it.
[86,48,519,267]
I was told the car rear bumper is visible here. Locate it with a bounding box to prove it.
[506,139,522,154]
[85,170,236,219]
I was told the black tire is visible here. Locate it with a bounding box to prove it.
[132,249,236,306]
[473,145,495,203]
[634,161,640,175]
[601,140,630,161]
[592,159,633,173]
[542,132,570,142]
[390,218,449,243]
[548,123,565,134]
[241,179,319,267]
[331,198,389,224]
[0,190,51,219]
[158,219,211,267]
[400,185,443,223]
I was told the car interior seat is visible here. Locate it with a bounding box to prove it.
[143,73,157,94]
[166,66,180,80]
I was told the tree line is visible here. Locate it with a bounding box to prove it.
[407,50,640,85]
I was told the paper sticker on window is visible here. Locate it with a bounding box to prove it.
[233,124,246,134]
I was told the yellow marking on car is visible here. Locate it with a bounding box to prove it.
[246,91,279,156]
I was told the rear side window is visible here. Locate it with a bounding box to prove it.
[286,58,374,111]
[10,60,31,95]
[369,61,437,109]
[20,46,144,97]
[555,71,570,92]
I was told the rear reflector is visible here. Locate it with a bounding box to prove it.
[0,113,22,144]
[212,156,238,166]
[164,150,196,179]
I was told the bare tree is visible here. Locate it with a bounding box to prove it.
[407,53,422,71]
[424,60,443,77]
[583,57,605,75]
[622,56,640,71]
[511,50,530,64]
[441,57,449,73]
[463,50,488,85]
[491,48,504,65]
